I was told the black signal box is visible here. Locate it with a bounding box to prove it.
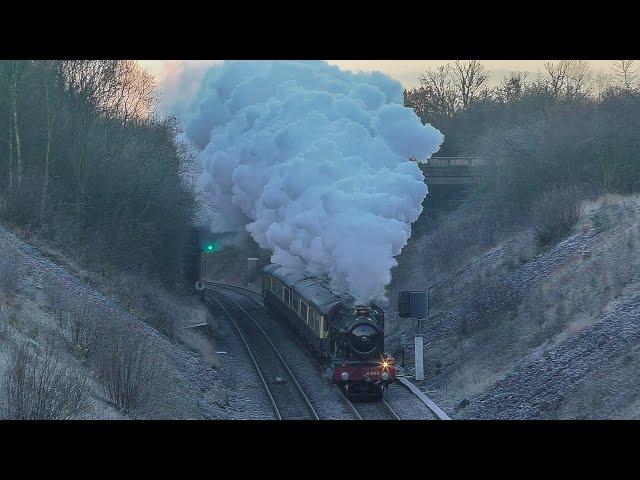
[398,290,428,319]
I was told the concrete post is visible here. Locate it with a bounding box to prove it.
[246,257,259,284]
[415,335,424,381]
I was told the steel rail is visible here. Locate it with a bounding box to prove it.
[382,399,401,420]
[348,397,401,420]
[208,287,320,420]
[205,291,281,420]
[205,281,449,420]
[204,281,264,305]
[332,383,401,420]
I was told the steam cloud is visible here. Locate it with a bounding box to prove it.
[177,61,443,302]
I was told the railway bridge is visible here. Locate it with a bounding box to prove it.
[421,156,488,185]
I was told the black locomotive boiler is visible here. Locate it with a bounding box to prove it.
[262,264,395,400]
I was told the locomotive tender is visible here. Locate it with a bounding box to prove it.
[262,264,396,400]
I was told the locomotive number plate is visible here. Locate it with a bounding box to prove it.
[367,370,381,376]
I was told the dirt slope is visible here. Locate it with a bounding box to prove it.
[0,225,269,419]
[394,194,640,419]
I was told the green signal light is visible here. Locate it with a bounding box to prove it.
[204,241,222,253]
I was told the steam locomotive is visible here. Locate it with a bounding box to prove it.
[262,264,395,400]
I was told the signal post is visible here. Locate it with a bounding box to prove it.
[398,290,428,382]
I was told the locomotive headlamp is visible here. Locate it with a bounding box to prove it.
[341,371,350,381]
[381,371,390,381]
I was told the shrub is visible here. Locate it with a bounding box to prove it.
[531,186,580,245]
[110,273,182,339]
[1,341,90,419]
[0,302,8,340]
[0,247,25,296]
[62,300,102,357]
[426,207,499,272]
[44,278,68,316]
[92,322,165,415]
[591,211,611,233]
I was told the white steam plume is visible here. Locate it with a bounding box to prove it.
[179,61,443,302]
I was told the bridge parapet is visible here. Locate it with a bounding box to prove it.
[427,156,487,168]
[418,156,488,185]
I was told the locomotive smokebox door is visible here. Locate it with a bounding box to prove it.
[398,291,428,319]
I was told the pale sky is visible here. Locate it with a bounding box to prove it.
[139,60,622,89]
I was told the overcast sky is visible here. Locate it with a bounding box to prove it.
[139,60,622,90]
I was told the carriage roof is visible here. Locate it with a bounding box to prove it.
[263,264,344,315]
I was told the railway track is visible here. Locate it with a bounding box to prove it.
[205,288,319,420]
[205,281,264,305]
[207,283,401,420]
[352,399,401,420]
[204,281,447,420]
[332,385,401,420]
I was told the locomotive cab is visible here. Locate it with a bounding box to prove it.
[335,306,384,358]
[330,304,395,400]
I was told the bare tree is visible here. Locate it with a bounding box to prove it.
[417,64,459,117]
[453,60,490,109]
[38,61,62,220]
[1,61,27,196]
[59,60,155,123]
[496,72,529,103]
[612,60,637,90]
[592,70,612,100]
[545,60,592,100]
[566,60,592,100]
[9,62,26,188]
[410,61,489,120]
[7,96,13,192]
[545,61,569,99]
[55,60,157,213]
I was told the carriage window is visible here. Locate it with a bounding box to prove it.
[284,288,291,306]
[272,280,281,297]
[309,308,320,334]
[319,315,326,338]
[301,302,309,323]
[291,294,299,313]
